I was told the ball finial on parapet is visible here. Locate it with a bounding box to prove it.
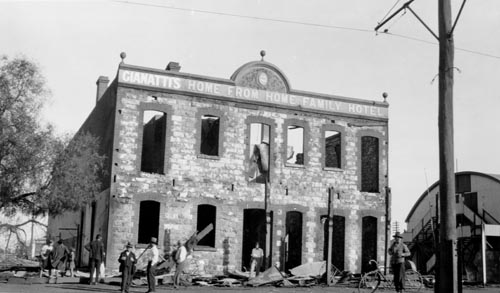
[120,52,127,64]
[382,92,388,103]
[260,50,266,61]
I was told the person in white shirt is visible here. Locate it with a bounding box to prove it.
[173,240,187,288]
[39,240,54,276]
[250,242,264,277]
[146,237,159,293]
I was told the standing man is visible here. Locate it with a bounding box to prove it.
[118,242,137,293]
[173,240,187,288]
[39,239,54,277]
[50,239,69,277]
[145,237,159,293]
[250,242,264,277]
[85,234,106,285]
[388,232,411,293]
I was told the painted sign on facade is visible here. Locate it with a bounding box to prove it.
[118,69,388,119]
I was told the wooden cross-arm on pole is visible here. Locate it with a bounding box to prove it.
[374,0,415,32]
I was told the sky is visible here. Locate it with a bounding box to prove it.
[1,0,500,227]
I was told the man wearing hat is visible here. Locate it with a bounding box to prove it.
[85,234,106,285]
[388,231,411,293]
[118,242,137,293]
[145,237,159,293]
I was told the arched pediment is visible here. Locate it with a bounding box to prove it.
[230,61,291,93]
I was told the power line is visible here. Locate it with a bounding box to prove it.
[113,0,373,33]
[113,0,500,60]
[378,0,402,26]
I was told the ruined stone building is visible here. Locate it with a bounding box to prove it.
[404,171,500,284]
[48,53,390,274]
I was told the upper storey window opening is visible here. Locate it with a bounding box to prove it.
[286,126,304,165]
[141,110,166,174]
[325,130,341,169]
[361,136,379,192]
[200,115,220,156]
[248,123,270,184]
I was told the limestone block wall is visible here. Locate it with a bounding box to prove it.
[106,85,388,274]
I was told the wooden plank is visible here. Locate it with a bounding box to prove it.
[196,223,213,241]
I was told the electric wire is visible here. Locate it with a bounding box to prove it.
[378,0,402,26]
[112,0,500,60]
[385,8,407,32]
[112,0,373,33]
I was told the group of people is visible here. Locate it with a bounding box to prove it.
[39,232,411,293]
[43,234,190,293]
[39,239,76,278]
[117,236,191,293]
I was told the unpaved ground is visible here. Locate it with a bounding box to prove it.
[0,282,498,293]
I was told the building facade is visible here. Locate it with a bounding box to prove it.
[404,171,500,284]
[49,54,390,274]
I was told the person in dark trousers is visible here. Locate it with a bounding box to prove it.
[145,237,159,293]
[388,232,411,293]
[50,239,69,277]
[118,242,137,293]
[173,240,187,288]
[85,234,106,285]
[250,242,264,277]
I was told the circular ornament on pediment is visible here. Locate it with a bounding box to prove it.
[258,72,268,86]
[231,61,290,93]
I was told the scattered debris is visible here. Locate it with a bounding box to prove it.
[289,261,326,278]
[0,255,40,272]
[246,266,289,287]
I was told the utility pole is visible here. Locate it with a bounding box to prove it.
[375,1,466,291]
[326,187,334,286]
[385,187,392,275]
[437,1,458,291]
[264,176,271,269]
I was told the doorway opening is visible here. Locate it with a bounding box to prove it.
[138,200,160,244]
[242,209,272,271]
[285,211,303,272]
[361,216,377,273]
[323,215,345,271]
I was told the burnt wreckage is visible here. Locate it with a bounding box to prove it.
[48,52,390,275]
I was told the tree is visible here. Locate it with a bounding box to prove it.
[47,132,106,215]
[0,55,105,218]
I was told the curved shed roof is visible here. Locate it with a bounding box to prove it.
[405,171,500,223]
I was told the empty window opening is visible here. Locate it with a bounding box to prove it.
[200,115,220,156]
[323,215,345,271]
[287,126,304,165]
[138,200,160,244]
[361,136,379,192]
[456,174,471,194]
[248,123,270,183]
[463,192,478,214]
[361,216,377,273]
[141,111,166,174]
[325,130,341,168]
[196,204,216,247]
[284,211,303,272]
